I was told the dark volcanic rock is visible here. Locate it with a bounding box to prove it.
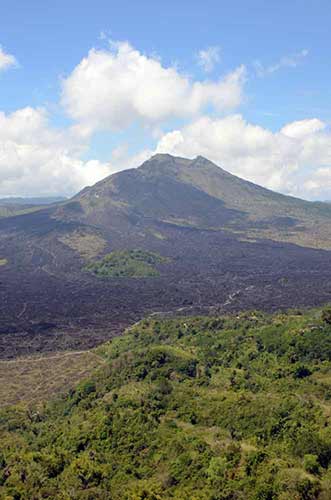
[1,154,331,357]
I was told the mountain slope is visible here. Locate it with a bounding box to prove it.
[1,154,331,357]
[58,153,331,250]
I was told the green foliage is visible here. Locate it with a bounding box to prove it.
[304,454,320,475]
[2,308,331,498]
[85,249,169,278]
[321,307,331,325]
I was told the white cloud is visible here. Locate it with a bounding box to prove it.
[153,115,331,199]
[280,118,326,139]
[303,167,331,200]
[0,46,17,71]
[61,41,245,133]
[1,106,331,200]
[0,40,329,201]
[0,107,112,196]
[254,49,308,77]
[197,46,220,72]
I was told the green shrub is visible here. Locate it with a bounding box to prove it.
[304,454,320,475]
[85,249,169,278]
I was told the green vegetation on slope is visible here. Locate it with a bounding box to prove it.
[85,249,169,278]
[3,308,331,498]
[0,198,65,218]
[0,205,42,218]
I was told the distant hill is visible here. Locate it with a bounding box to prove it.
[0,196,67,205]
[0,196,67,218]
[1,154,331,357]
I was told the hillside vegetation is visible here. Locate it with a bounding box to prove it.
[0,197,65,218]
[85,250,169,278]
[0,205,41,218]
[2,308,331,498]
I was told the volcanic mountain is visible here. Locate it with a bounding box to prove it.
[1,154,331,358]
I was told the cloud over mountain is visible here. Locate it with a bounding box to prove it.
[155,115,331,199]
[0,39,329,201]
[0,107,111,196]
[61,41,245,133]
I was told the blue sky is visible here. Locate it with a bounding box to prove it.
[0,0,331,199]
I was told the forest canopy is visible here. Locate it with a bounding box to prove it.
[2,308,331,499]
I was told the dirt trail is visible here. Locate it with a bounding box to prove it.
[0,350,106,365]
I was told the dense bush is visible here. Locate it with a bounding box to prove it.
[2,307,331,498]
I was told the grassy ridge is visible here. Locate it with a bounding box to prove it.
[2,309,331,498]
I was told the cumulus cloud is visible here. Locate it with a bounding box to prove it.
[0,40,329,200]
[303,168,331,200]
[0,46,17,71]
[0,107,112,196]
[1,106,331,200]
[253,49,308,77]
[154,115,331,199]
[280,118,326,139]
[61,41,245,133]
[197,46,220,72]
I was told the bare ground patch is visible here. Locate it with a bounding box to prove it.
[0,350,105,407]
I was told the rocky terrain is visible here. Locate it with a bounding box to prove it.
[1,154,331,358]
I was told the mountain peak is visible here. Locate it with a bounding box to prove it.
[191,155,218,168]
[149,153,174,161]
[148,153,209,164]
[139,153,215,173]
[142,153,192,166]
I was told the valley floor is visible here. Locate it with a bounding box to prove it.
[3,224,331,360]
